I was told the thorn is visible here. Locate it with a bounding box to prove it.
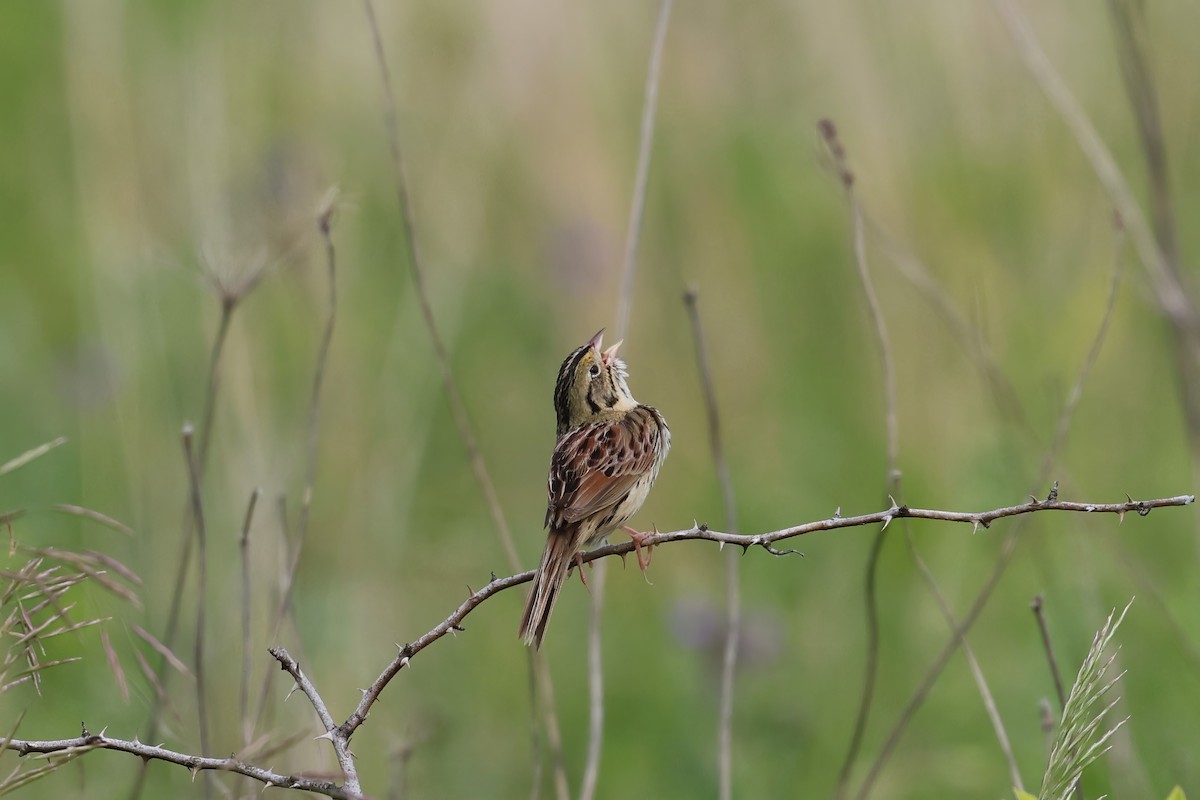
[315,730,334,742]
[1028,495,1040,505]
[1125,493,1134,504]
[359,687,369,698]
[191,766,200,782]
[1086,505,1096,512]
[886,494,899,511]
[833,506,842,519]
[740,543,750,555]
[971,520,980,535]
[399,656,410,669]
[1117,509,1126,525]
[285,684,300,702]
[718,540,725,552]
[98,726,108,738]
[1046,480,1059,503]
[465,583,474,596]
[880,515,892,532]
[451,623,465,632]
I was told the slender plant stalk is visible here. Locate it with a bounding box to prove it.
[358,5,567,795]
[855,218,1125,798]
[581,4,674,797]
[683,288,742,800]
[239,488,261,751]
[181,425,211,799]
[906,532,1023,791]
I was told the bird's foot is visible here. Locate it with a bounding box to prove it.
[622,525,654,583]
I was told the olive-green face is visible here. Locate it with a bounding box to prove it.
[552,334,632,435]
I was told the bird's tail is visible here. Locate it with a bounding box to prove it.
[518,529,578,648]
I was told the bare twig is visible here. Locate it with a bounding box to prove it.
[866,221,1033,439]
[855,226,1126,798]
[298,192,340,549]
[819,118,903,800]
[906,532,1023,791]
[578,560,606,800]
[132,263,259,799]
[7,731,360,799]
[532,649,570,800]
[335,492,1191,738]
[612,0,672,341]
[360,0,518,571]
[268,647,360,797]
[358,8,567,796]
[818,119,900,492]
[1032,594,1067,712]
[581,4,674,795]
[683,288,741,800]
[1106,0,1200,547]
[4,494,1188,796]
[991,0,1189,330]
[181,424,211,798]
[240,488,262,751]
[196,298,235,472]
[251,204,341,741]
[835,526,886,799]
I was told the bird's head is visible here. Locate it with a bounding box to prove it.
[552,328,635,435]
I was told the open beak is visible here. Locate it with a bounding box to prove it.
[586,328,605,352]
[602,340,623,366]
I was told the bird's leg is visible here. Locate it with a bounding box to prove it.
[573,550,591,592]
[622,525,654,579]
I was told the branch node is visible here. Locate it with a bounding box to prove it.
[1046,480,1059,503]
[1136,504,1151,517]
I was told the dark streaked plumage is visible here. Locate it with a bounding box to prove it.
[519,329,670,648]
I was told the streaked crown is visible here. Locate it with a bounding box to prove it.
[552,329,636,435]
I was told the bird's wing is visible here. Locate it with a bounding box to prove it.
[545,408,663,529]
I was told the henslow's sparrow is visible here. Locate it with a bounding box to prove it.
[519,329,670,648]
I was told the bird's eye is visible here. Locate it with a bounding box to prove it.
[588,363,601,378]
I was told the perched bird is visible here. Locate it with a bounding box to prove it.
[518,329,671,648]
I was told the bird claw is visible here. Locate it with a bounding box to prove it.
[622,525,654,583]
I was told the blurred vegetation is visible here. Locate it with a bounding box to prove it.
[1,0,1198,798]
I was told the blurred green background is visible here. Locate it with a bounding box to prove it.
[2,1,1198,797]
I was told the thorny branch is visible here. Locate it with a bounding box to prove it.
[3,492,1192,798]
[268,647,360,797]
[338,491,1190,739]
[6,729,358,800]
